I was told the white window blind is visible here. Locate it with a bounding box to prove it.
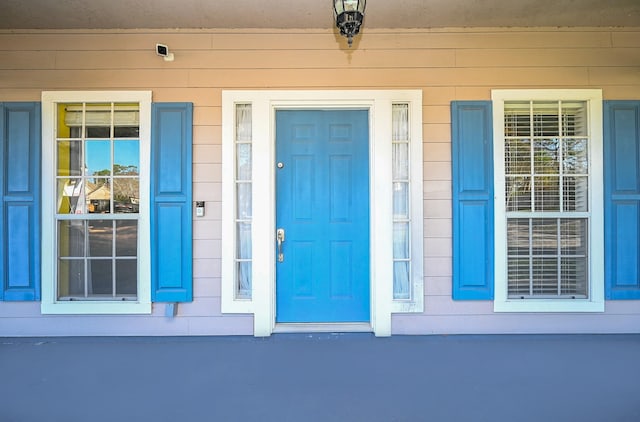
[504,101,589,298]
[64,104,140,127]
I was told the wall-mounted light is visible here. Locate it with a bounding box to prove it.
[333,0,366,47]
[155,43,174,62]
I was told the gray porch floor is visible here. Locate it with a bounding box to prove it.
[1,334,639,422]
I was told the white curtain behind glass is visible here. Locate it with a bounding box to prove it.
[392,104,410,299]
[236,104,252,298]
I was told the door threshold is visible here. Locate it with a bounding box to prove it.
[273,323,373,334]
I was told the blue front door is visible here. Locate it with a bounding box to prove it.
[276,110,370,323]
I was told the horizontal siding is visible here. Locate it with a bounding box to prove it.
[0,27,639,336]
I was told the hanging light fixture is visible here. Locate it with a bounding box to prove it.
[333,0,366,47]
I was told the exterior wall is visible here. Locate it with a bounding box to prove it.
[1,27,639,336]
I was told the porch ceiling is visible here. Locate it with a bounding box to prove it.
[1,0,639,30]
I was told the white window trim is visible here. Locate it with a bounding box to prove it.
[41,91,152,314]
[492,89,604,313]
[221,90,423,336]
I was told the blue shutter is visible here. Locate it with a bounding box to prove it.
[604,101,640,299]
[451,101,494,300]
[151,103,193,302]
[0,103,41,301]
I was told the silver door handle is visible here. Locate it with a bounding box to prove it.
[276,228,285,262]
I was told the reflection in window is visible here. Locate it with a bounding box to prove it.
[56,103,140,300]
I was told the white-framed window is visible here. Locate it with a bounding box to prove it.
[41,91,152,314]
[492,89,604,312]
[221,90,423,336]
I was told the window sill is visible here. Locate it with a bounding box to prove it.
[41,301,152,315]
[494,299,604,313]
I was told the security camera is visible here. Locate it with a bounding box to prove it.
[155,44,174,61]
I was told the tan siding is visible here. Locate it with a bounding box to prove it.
[55,49,457,69]
[0,27,639,336]
[456,48,640,68]
[0,32,214,51]
[612,31,640,47]
[589,67,640,85]
[423,142,450,162]
[424,218,451,237]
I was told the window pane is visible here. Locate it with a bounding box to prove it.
[237,262,252,298]
[561,257,588,296]
[392,143,409,179]
[236,144,251,180]
[392,104,409,141]
[114,140,140,175]
[508,257,531,296]
[532,219,557,255]
[58,220,85,257]
[505,139,531,175]
[534,175,560,211]
[505,176,531,211]
[113,178,139,213]
[58,259,85,297]
[561,219,588,256]
[563,139,588,174]
[393,222,409,259]
[88,220,113,257]
[236,104,252,142]
[116,259,137,296]
[393,261,410,299]
[237,223,252,259]
[532,102,559,136]
[86,127,110,138]
[561,102,587,136]
[114,127,139,138]
[504,102,530,136]
[116,221,138,256]
[393,182,409,219]
[237,182,252,219]
[563,176,589,212]
[507,218,529,256]
[532,257,558,295]
[57,140,82,176]
[58,103,82,138]
[58,178,85,214]
[88,259,112,296]
[84,103,112,127]
[85,140,111,177]
[533,139,559,174]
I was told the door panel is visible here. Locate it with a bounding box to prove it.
[276,110,370,322]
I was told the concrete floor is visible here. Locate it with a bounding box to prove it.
[1,334,639,422]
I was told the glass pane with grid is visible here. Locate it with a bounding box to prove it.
[235,104,252,299]
[55,102,140,301]
[392,104,411,299]
[507,218,588,298]
[504,100,589,299]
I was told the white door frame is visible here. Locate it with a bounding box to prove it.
[221,90,424,337]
